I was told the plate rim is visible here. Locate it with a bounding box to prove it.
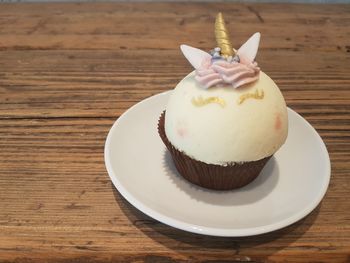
[104,91,331,237]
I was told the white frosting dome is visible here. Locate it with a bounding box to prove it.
[164,71,288,165]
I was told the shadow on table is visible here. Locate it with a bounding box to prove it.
[112,185,320,257]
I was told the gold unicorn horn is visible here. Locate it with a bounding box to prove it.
[215,12,235,58]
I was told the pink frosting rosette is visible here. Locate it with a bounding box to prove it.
[195,57,260,89]
[181,32,261,89]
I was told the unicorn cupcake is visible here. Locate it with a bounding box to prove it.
[158,13,288,190]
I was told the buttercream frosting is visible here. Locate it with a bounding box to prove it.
[164,71,288,165]
[195,57,260,89]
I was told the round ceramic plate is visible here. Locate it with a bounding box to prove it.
[104,91,330,237]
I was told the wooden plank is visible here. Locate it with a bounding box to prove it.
[0,49,349,118]
[0,3,349,51]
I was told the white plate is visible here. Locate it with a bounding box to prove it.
[104,91,330,237]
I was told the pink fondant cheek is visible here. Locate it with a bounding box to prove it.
[176,120,188,138]
[275,113,282,131]
[177,128,187,138]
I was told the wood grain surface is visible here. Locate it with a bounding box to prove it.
[0,3,349,262]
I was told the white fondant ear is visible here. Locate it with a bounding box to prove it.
[180,44,211,69]
[237,32,260,63]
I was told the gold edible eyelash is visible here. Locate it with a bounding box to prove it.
[191,96,226,108]
[237,89,264,105]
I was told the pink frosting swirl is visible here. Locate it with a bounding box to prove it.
[195,57,260,89]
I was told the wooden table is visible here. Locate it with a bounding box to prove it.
[0,3,349,262]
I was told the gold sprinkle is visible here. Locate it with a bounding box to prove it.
[192,96,226,108]
[215,12,235,58]
[238,89,265,105]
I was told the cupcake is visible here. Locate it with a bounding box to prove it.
[158,13,288,190]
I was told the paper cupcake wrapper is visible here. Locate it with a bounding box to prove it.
[158,111,271,190]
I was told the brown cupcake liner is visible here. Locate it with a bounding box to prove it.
[158,111,271,190]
